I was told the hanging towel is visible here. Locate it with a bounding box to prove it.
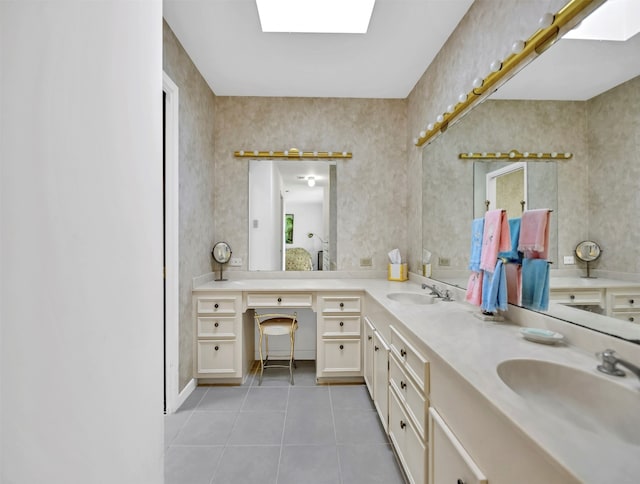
[521,258,550,311]
[498,218,522,263]
[480,210,511,272]
[505,262,522,306]
[518,209,550,259]
[481,260,508,313]
[468,218,485,272]
[465,271,483,306]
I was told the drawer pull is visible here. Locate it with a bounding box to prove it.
[339,321,344,327]
[214,322,219,328]
[214,303,219,309]
[214,345,219,351]
[569,294,575,300]
[339,344,344,350]
[339,302,345,308]
[374,345,379,351]
[277,297,282,303]
[400,348,407,357]
[399,420,406,429]
[630,317,635,322]
[629,299,635,305]
[368,335,373,341]
[457,480,465,484]
[400,380,406,389]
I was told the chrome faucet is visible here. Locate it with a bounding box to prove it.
[422,283,453,301]
[597,349,640,382]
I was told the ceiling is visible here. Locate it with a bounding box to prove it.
[163,0,474,99]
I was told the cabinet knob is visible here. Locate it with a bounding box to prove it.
[457,480,465,484]
[214,303,219,309]
[339,344,344,350]
[400,420,406,430]
[368,335,373,341]
[569,294,575,300]
[214,322,219,328]
[339,321,344,327]
[374,345,379,351]
[400,381,406,389]
[277,297,282,303]
[630,317,635,322]
[400,349,407,357]
[629,299,635,305]
[214,345,219,351]
[339,302,344,308]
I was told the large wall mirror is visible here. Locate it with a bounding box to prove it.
[422,1,640,343]
[248,159,337,271]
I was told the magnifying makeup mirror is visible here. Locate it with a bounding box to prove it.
[575,240,601,279]
[211,241,232,281]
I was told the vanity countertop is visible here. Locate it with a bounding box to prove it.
[194,276,640,483]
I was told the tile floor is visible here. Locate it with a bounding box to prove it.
[165,361,407,484]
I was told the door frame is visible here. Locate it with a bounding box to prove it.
[163,71,180,413]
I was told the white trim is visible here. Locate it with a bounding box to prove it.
[174,378,197,412]
[163,71,180,414]
[485,161,527,213]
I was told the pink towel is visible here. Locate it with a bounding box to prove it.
[465,271,483,306]
[518,209,550,259]
[479,210,511,272]
[505,263,522,306]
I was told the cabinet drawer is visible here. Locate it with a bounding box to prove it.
[319,315,361,337]
[319,339,361,373]
[610,293,640,311]
[389,387,426,484]
[197,316,236,338]
[429,407,487,484]
[196,296,238,315]
[611,311,640,323]
[320,295,361,313]
[196,339,236,374]
[549,289,604,307]
[390,353,427,441]
[390,326,430,393]
[246,292,313,308]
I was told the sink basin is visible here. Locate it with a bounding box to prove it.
[386,292,437,305]
[497,358,640,446]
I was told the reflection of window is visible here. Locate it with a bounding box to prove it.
[285,213,294,244]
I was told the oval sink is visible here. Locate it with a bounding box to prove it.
[497,358,640,446]
[387,292,437,305]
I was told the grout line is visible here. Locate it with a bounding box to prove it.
[327,384,345,484]
[274,383,291,483]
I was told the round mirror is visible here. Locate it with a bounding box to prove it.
[212,241,232,264]
[575,240,601,262]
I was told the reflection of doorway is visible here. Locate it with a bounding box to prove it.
[163,72,180,413]
[486,162,527,218]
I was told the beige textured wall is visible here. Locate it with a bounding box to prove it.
[587,75,640,275]
[213,97,408,271]
[163,21,217,390]
[407,0,572,270]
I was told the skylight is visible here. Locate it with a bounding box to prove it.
[563,0,640,41]
[256,0,376,34]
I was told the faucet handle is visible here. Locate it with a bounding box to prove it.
[596,349,626,377]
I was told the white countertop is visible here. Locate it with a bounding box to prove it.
[194,275,640,483]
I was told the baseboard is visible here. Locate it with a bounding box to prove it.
[169,378,196,414]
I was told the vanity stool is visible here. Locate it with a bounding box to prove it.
[254,312,298,385]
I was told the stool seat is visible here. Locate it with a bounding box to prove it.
[254,312,298,385]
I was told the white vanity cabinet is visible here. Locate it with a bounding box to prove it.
[193,292,254,383]
[606,287,640,323]
[316,293,363,380]
[388,325,430,484]
[363,315,390,431]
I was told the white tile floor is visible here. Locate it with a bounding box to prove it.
[165,361,407,484]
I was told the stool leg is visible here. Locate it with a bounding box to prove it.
[258,328,264,386]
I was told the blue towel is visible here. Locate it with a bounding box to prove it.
[498,218,522,262]
[481,260,508,313]
[468,218,485,272]
[521,258,550,311]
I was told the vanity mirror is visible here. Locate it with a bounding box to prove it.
[422,2,640,343]
[248,159,337,271]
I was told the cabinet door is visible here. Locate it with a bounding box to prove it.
[373,330,390,432]
[389,387,426,484]
[197,340,237,375]
[363,317,375,397]
[429,407,487,484]
[319,339,361,373]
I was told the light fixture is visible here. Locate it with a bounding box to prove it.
[234,148,352,159]
[459,150,573,160]
[256,0,376,34]
[307,176,316,187]
[563,0,640,41]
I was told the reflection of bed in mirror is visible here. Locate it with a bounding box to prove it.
[285,247,314,271]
